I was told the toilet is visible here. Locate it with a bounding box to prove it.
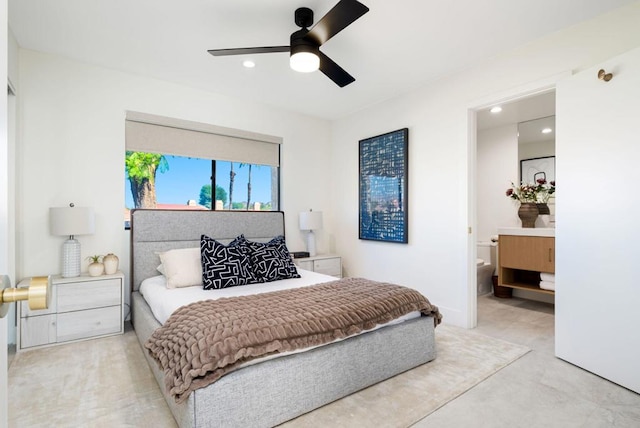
[477,241,497,295]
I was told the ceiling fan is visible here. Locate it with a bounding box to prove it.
[207,0,369,87]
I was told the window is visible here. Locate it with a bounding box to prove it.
[123,112,281,228]
[124,153,279,227]
[214,161,277,211]
[124,153,278,209]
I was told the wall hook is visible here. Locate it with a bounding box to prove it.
[598,69,613,82]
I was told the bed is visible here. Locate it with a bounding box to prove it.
[130,209,439,427]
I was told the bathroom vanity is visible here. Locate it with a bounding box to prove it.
[497,228,555,295]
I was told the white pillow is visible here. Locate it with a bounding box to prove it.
[158,247,202,289]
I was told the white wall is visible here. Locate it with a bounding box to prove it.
[477,124,519,241]
[331,2,640,327]
[519,140,555,161]
[16,51,333,312]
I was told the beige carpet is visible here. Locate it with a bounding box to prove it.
[8,329,175,428]
[8,324,528,428]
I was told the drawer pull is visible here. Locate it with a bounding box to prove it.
[549,248,552,262]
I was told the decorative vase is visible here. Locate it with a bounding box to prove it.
[535,203,552,227]
[103,253,119,275]
[536,203,550,215]
[518,202,539,228]
[88,262,104,277]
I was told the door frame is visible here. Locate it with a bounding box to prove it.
[465,71,569,328]
[1,0,10,425]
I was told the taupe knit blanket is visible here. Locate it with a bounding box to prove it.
[145,277,442,403]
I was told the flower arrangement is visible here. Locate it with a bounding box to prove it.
[506,178,555,203]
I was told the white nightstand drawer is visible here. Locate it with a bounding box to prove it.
[20,314,56,348]
[313,258,341,276]
[57,306,122,342]
[57,278,122,312]
[293,255,342,278]
[296,260,314,271]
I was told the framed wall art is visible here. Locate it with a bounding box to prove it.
[359,128,408,243]
[520,156,555,184]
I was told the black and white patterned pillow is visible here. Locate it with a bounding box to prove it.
[245,235,300,282]
[229,234,247,247]
[200,235,259,290]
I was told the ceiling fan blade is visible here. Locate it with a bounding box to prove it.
[318,51,355,87]
[305,0,369,46]
[208,46,289,56]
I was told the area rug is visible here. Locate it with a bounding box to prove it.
[281,324,530,427]
[8,329,177,428]
[8,324,528,428]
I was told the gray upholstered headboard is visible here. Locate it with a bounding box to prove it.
[130,210,285,291]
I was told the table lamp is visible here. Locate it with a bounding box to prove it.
[299,210,323,257]
[50,204,95,277]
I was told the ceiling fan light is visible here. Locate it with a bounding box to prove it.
[290,51,319,73]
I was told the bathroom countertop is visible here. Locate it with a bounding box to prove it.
[497,227,555,237]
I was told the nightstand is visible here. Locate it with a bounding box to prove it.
[293,254,342,278]
[17,271,124,350]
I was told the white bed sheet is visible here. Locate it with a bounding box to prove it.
[140,268,419,326]
[140,268,335,324]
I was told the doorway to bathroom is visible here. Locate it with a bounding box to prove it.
[472,88,556,326]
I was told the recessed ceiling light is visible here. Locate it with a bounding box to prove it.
[242,60,256,68]
[490,106,502,113]
[541,127,553,134]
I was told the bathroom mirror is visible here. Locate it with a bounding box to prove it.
[518,115,556,224]
[518,115,555,183]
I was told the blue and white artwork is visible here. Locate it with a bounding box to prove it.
[359,128,408,243]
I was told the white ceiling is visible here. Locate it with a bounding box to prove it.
[8,0,635,120]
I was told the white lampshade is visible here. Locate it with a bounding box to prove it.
[299,210,323,231]
[299,210,322,257]
[50,206,95,278]
[50,206,95,237]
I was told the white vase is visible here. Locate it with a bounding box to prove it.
[103,253,119,275]
[88,262,104,277]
